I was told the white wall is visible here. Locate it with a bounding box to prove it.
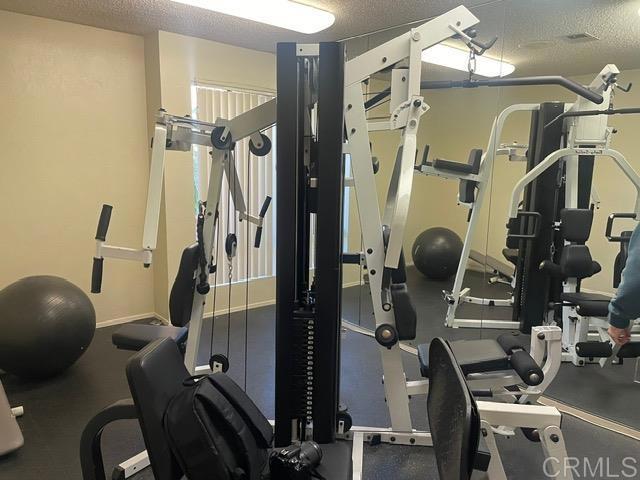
[0,11,154,323]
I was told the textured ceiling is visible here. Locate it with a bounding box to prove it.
[0,0,639,76]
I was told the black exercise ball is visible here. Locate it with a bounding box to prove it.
[0,276,96,379]
[411,227,463,280]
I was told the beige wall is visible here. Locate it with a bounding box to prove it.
[0,11,154,323]
[390,68,640,294]
[10,11,632,322]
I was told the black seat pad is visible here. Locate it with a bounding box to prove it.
[418,339,509,378]
[112,324,189,351]
[561,292,611,317]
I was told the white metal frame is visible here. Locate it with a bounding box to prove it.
[340,6,572,478]
[417,103,541,329]
[343,4,479,436]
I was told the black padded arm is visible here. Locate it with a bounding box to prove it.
[496,333,543,386]
[432,158,476,174]
[510,351,544,386]
[606,213,637,242]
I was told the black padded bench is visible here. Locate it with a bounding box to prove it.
[112,324,188,351]
[418,332,544,387]
[427,337,490,479]
[560,292,611,317]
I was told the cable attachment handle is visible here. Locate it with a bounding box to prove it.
[451,25,498,56]
[196,202,211,295]
[254,196,272,248]
[616,82,633,93]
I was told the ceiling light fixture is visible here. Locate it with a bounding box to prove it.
[421,44,515,78]
[171,0,335,34]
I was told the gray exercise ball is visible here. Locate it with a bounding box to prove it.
[411,227,463,280]
[0,276,96,379]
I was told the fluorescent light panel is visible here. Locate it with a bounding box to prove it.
[422,44,515,78]
[171,0,335,34]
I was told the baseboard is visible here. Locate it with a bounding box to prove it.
[96,312,158,328]
[97,280,366,328]
[203,297,276,319]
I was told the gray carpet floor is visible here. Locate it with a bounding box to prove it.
[1,267,639,480]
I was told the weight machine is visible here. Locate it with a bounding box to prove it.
[505,65,640,370]
[408,73,609,330]
[89,105,274,479]
[275,6,574,478]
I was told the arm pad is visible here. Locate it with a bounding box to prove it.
[510,350,544,386]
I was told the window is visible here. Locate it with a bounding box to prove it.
[191,83,276,284]
[190,83,350,285]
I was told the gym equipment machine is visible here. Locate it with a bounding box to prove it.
[89,105,274,479]
[505,65,640,369]
[85,6,574,478]
[91,105,274,375]
[410,74,608,330]
[275,6,573,479]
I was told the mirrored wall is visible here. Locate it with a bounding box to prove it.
[341,0,640,432]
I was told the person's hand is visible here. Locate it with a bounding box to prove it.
[608,325,632,346]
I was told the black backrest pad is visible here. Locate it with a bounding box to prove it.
[560,208,593,243]
[126,338,190,480]
[614,231,633,288]
[458,150,482,204]
[207,373,273,448]
[390,283,417,341]
[169,244,199,327]
[505,216,521,249]
[560,245,596,279]
[382,226,408,284]
[427,338,480,480]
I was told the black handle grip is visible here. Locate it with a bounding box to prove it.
[507,211,541,240]
[253,196,272,248]
[95,205,113,241]
[259,196,272,218]
[254,227,263,248]
[606,213,637,242]
[510,350,544,386]
[91,257,104,294]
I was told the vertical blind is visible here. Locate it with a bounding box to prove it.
[193,84,276,284]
